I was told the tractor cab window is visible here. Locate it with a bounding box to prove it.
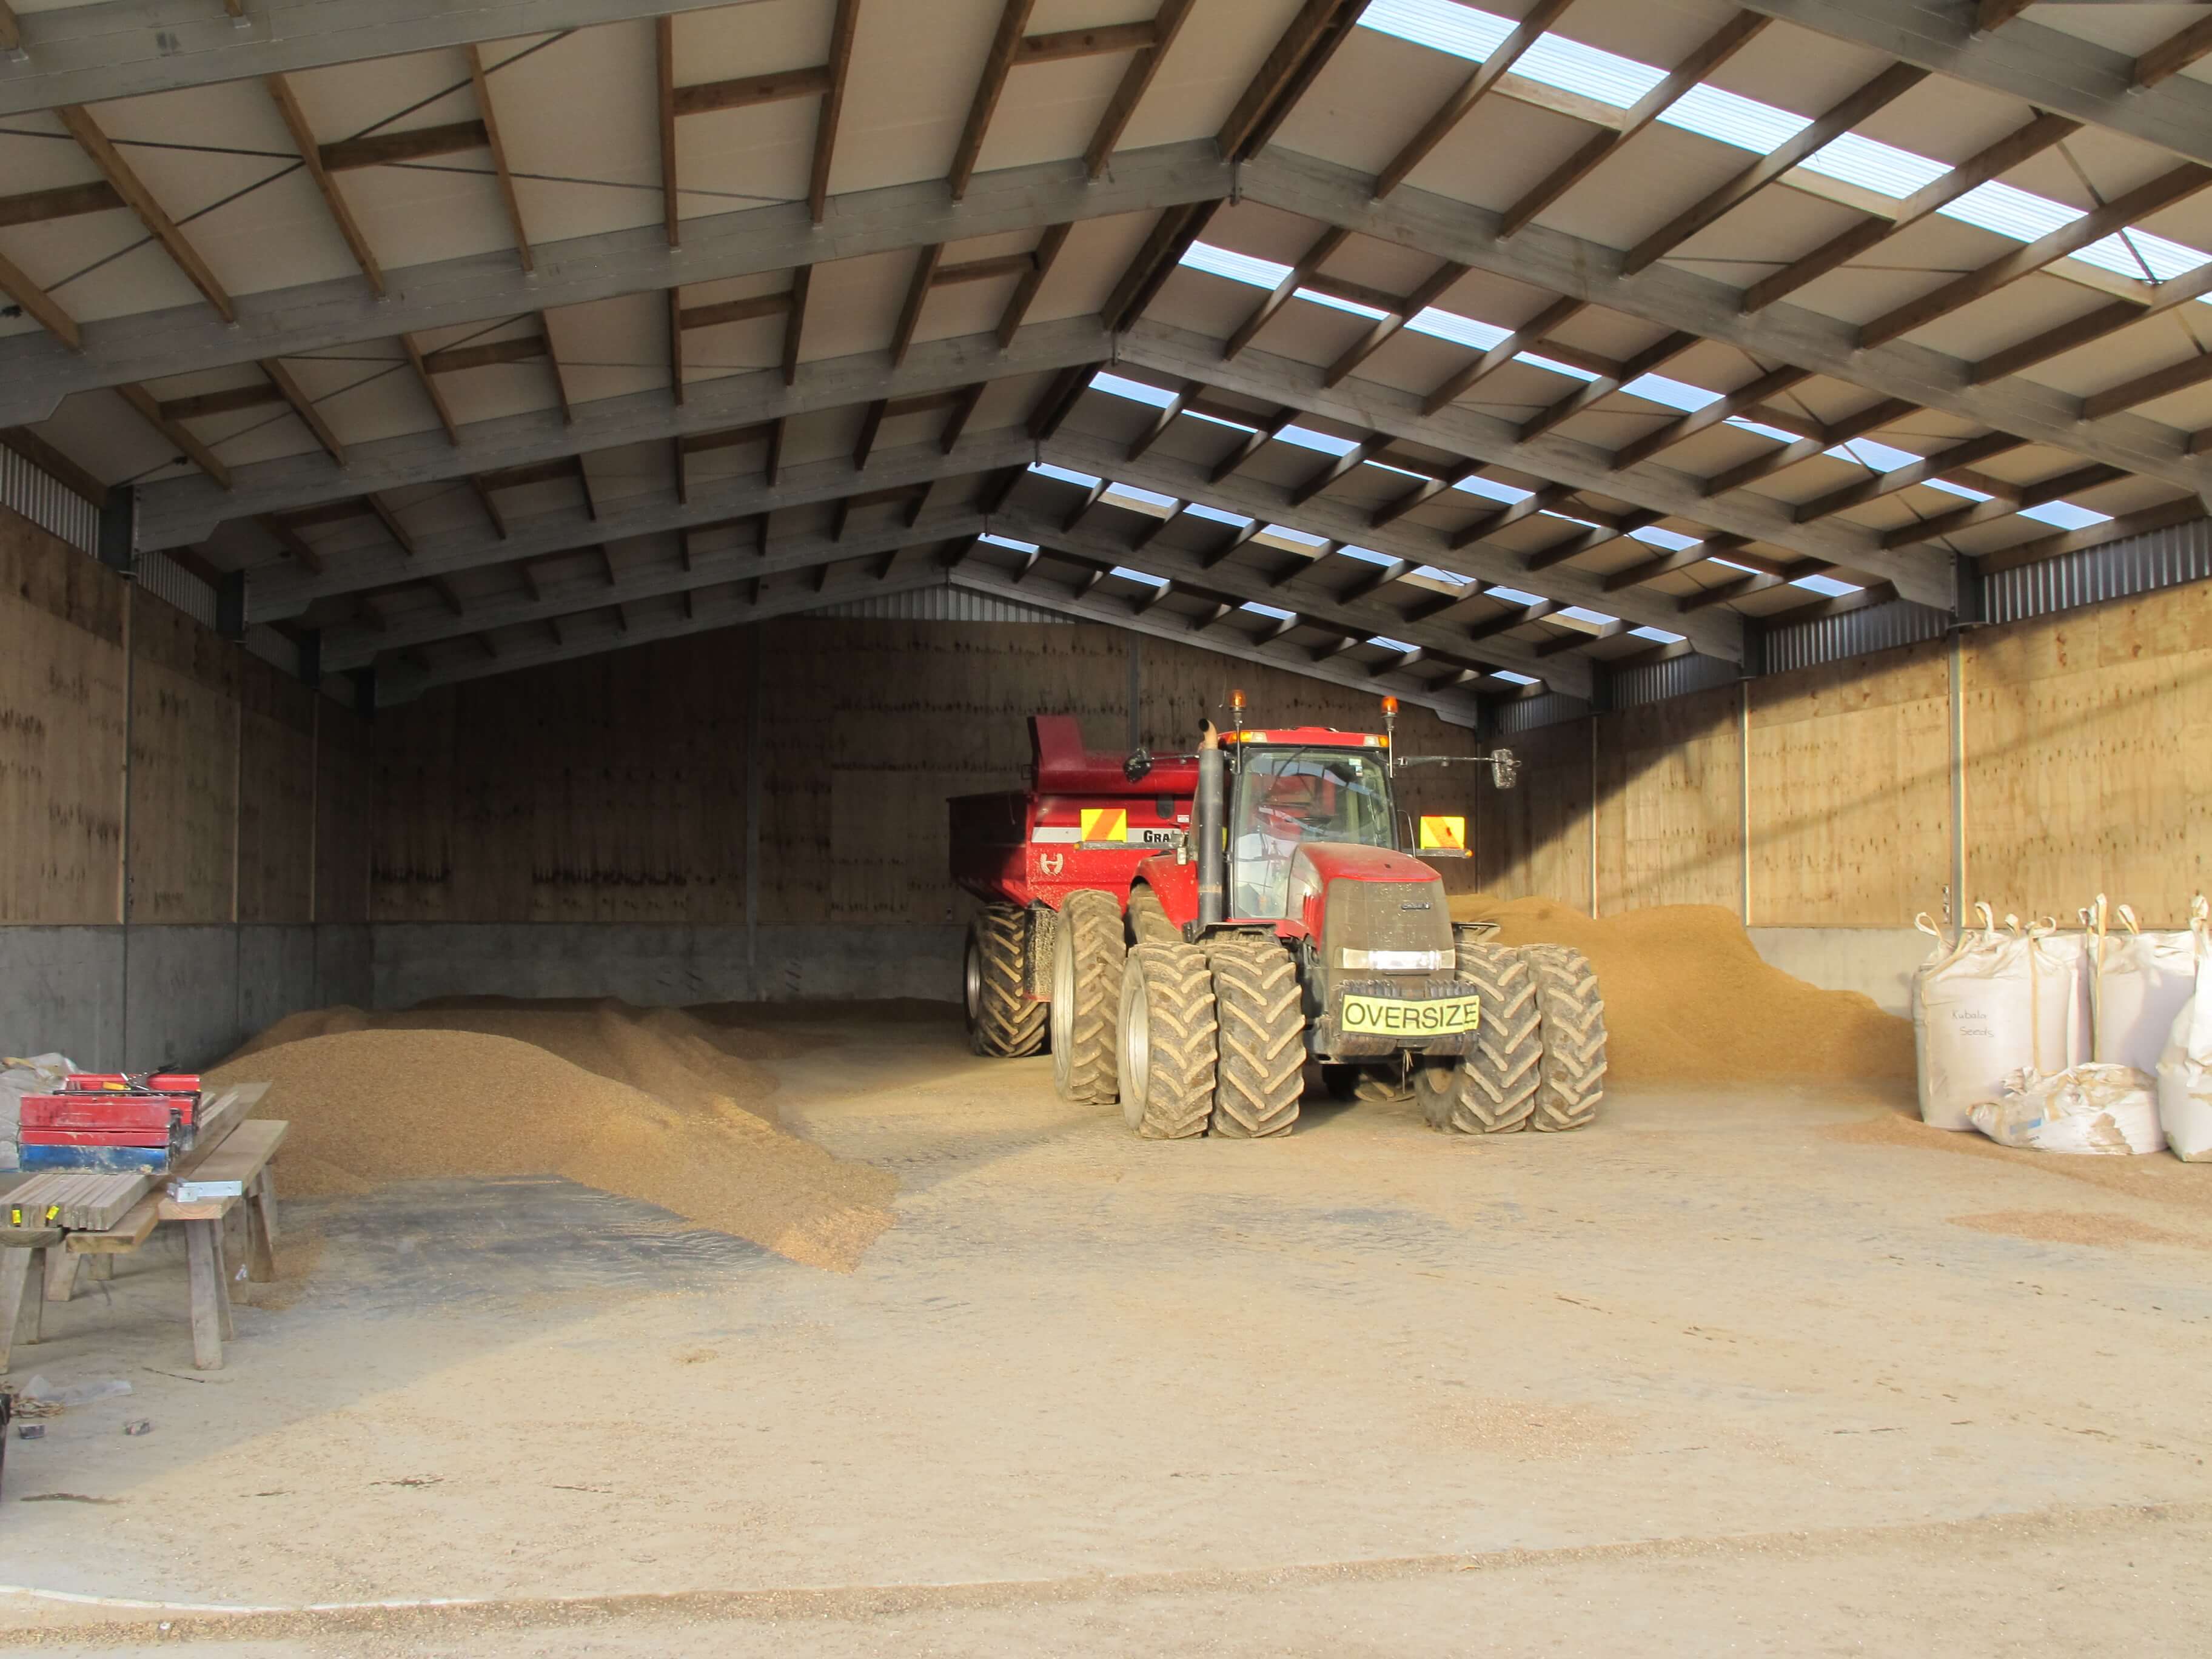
[1228,746,1395,917]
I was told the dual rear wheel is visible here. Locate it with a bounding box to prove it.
[1413,933,1607,1134]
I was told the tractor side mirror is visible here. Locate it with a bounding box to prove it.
[1123,746,1153,783]
[1490,747,1520,790]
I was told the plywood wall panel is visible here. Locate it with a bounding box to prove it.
[236,657,317,923]
[316,702,374,923]
[0,506,127,923]
[1748,639,1950,926]
[127,592,240,924]
[1595,686,1742,913]
[1473,717,1593,912]
[370,633,753,923]
[1965,584,2212,926]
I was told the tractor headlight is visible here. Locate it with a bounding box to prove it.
[1340,948,1454,972]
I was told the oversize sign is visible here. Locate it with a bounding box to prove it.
[1339,993,1480,1034]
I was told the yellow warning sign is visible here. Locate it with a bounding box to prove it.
[1080,807,1129,843]
[1418,815,1466,851]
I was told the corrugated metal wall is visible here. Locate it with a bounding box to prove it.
[806,585,1071,624]
[1982,515,2212,628]
[135,548,218,629]
[0,445,99,558]
[1758,597,1949,677]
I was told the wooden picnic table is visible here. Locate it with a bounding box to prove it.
[1,1091,286,1373]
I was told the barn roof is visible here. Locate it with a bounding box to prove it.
[4,0,2210,717]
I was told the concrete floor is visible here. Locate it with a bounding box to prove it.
[5,1006,2212,1655]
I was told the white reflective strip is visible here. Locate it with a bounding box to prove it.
[1031,828,1081,843]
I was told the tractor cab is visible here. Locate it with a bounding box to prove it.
[1221,729,1398,919]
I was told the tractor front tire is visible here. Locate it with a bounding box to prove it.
[1118,943,1218,1139]
[1051,889,1126,1105]
[1207,935,1304,1138]
[965,907,1046,1057]
[1415,941,1541,1134]
[1523,944,1607,1131]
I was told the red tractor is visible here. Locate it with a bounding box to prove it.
[949,699,1606,1139]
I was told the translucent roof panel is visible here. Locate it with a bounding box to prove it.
[1088,372,1179,408]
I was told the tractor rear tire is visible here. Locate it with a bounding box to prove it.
[1323,1061,1409,1104]
[965,907,1045,1058]
[1051,889,1125,1105]
[1415,942,1541,1134]
[1127,885,1178,945]
[1118,943,1218,1139]
[1522,944,1607,1131]
[1206,935,1304,1138]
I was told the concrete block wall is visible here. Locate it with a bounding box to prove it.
[370,923,963,1009]
[0,923,373,1070]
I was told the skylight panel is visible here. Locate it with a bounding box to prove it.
[1659,82,1809,156]
[1798,132,1948,200]
[1087,371,1179,407]
[1791,574,1862,596]
[980,534,1038,552]
[1413,564,1472,585]
[1030,462,1099,488]
[1515,352,1601,383]
[1631,626,1686,643]
[1629,526,1700,551]
[1296,286,1392,321]
[1186,503,1251,526]
[1495,671,1540,686]
[1486,586,1544,606]
[1834,436,1919,472]
[1357,0,1514,62]
[1276,425,1364,457]
[1724,418,1802,445]
[1241,601,1296,620]
[1369,459,1429,480]
[1265,524,1329,547]
[1339,545,1397,565]
[1512,28,1663,109]
[2074,229,2212,284]
[1621,374,1718,414]
[2019,501,2111,531]
[1453,475,1532,505]
[1179,242,1291,288]
[1367,635,1419,653]
[1711,557,1760,574]
[1406,308,1512,352]
[1925,479,1991,502]
[1185,409,1258,433]
[1558,605,1617,626]
[1105,483,1178,509]
[1110,566,1169,588]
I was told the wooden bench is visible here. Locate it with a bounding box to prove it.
[1,1106,287,1373]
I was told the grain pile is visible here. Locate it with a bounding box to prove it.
[210,1000,896,1272]
[1450,894,1912,1084]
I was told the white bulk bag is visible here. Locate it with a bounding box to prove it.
[1969,1064,2165,1155]
[1914,907,2035,1132]
[2154,898,2212,1162]
[2023,920,2091,1076]
[2086,897,2202,1075]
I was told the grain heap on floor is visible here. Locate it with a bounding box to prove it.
[210,1000,896,1273]
[1449,894,1913,1084]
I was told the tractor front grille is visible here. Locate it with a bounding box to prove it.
[1319,879,1452,962]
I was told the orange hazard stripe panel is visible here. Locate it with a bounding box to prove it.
[1418,816,1466,851]
[1079,808,1128,842]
